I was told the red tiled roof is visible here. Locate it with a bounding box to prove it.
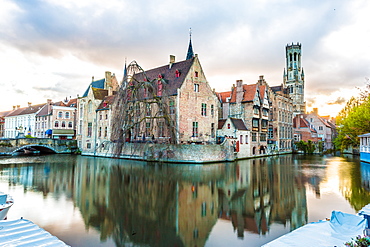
[217,91,231,103]
[227,84,258,103]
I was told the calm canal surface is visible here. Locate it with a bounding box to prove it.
[0,154,369,247]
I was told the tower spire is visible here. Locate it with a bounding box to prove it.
[186,28,194,60]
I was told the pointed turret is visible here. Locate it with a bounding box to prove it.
[186,28,194,60]
[122,59,127,87]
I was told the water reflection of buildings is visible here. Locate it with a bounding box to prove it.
[4,162,74,198]
[217,156,307,238]
[0,155,309,247]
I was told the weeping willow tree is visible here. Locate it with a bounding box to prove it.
[335,79,370,152]
[110,61,178,157]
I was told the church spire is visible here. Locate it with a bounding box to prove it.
[186,28,194,60]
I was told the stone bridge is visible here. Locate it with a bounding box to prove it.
[0,138,78,155]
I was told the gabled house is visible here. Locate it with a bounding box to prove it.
[35,98,77,139]
[4,103,46,138]
[120,53,219,145]
[217,118,250,158]
[293,114,319,143]
[269,84,294,153]
[218,76,270,156]
[305,108,336,150]
[0,111,11,138]
[77,71,118,154]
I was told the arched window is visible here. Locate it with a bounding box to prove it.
[65,112,70,119]
[61,121,66,127]
[68,122,73,128]
[58,112,62,118]
[88,101,92,113]
[54,121,59,127]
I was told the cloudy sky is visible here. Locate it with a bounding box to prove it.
[1,0,369,117]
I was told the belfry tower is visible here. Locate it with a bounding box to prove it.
[283,42,305,115]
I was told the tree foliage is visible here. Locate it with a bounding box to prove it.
[335,94,370,151]
[295,140,316,154]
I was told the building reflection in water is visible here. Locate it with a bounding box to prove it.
[0,154,318,246]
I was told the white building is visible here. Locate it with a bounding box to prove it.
[217,118,251,159]
[4,103,45,138]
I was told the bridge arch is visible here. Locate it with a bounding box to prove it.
[12,144,58,155]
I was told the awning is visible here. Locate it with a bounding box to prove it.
[45,129,52,135]
[52,129,75,136]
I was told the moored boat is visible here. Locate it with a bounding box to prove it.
[0,192,14,220]
[359,133,370,163]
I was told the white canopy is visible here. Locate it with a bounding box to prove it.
[0,218,69,246]
[263,211,367,247]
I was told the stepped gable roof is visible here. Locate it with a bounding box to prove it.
[229,84,258,103]
[133,57,194,96]
[259,85,266,99]
[218,119,226,129]
[82,78,105,97]
[97,95,116,110]
[217,91,231,103]
[230,118,248,130]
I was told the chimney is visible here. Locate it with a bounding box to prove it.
[236,80,243,103]
[169,55,175,69]
[13,106,16,110]
[28,102,32,107]
[313,108,318,115]
[92,76,94,82]
[47,99,52,114]
[17,105,20,109]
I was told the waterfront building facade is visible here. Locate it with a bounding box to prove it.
[4,103,45,138]
[35,98,77,139]
[269,85,294,153]
[123,54,219,145]
[217,118,251,158]
[77,71,118,154]
[305,108,336,150]
[218,76,270,156]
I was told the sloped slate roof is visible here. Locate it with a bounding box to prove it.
[97,95,116,110]
[6,103,45,117]
[93,88,108,100]
[218,119,227,129]
[230,118,248,130]
[218,118,248,131]
[82,78,105,97]
[133,58,194,96]
[0,110,12,117]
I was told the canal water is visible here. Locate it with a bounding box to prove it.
[0,154,369,247]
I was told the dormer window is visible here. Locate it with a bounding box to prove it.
[175,70,181,78]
